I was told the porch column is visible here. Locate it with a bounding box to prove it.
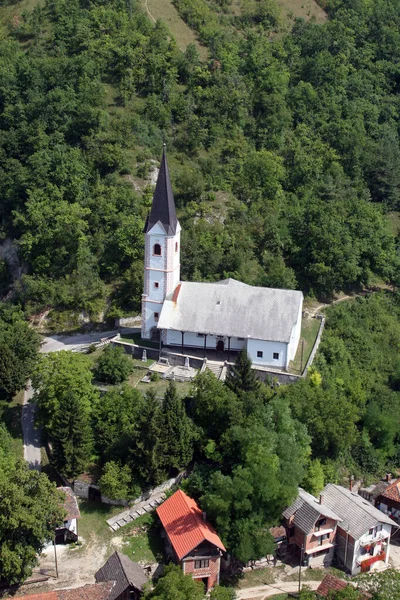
[181,331,185,355]
[203,334,208,358]
[227,336,231,362]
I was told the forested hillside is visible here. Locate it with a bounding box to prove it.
[0,0,399,321]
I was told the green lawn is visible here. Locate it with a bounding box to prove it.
[283,566,347,582]
[121,512,164,563]
[289,317,321,374]
[0,0,43,25]
[120,333,159,349]
[77,500,123,545]
[237,566,276,589]
[139,0,208,59]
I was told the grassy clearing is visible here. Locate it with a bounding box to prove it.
[77,500,123,545]
[0,0,43,25]
[139,0,208,60]
[120,332,159,349]
[276,0,327,24]
[120,512,164,563]
[283,566,347,582]
[289,317,321,374]
[237,566,276,589]
[388,211,400,236]
[128,369,193,396]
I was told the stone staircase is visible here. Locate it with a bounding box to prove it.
[206,360,224,380]
[107,493,167,531]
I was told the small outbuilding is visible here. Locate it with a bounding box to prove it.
[95,551,148,600]
[56,486,80,544]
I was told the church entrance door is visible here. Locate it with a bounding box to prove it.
[216,340,225,352]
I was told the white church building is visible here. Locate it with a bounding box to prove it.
[141,147,303,369]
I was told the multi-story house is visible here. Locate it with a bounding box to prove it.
[322,484,396,574]
[156,489,226,592]
[283,488,343,568]
[284,485,396,575]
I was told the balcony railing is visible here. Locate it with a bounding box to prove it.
[359,531,389,546]
[358,552,386,571]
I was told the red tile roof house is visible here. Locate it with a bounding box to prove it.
[156,489,226,592]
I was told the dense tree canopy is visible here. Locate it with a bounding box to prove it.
[0,0,399,318]
[0,424,65,585]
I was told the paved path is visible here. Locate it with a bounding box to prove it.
[40,330,121,354]
[21,329,136,470]
[22,381,41,470]
[236,580,320,599]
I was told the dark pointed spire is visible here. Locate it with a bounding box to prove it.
[144,144,178,236]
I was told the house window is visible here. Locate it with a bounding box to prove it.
[289,526,295,538]
[273,352,279,360]
[175,242,178,252]
[154,282,159,289]
[194,559,209,569]
[315,518,326,531]
[318,533,330,545]
[154,312,159,321]
[257,351,263,358]
[369,527,375,536]
[153,243,162,256]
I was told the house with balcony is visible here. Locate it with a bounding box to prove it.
[284,485,396,575]
[156,489,226,592]
[317,484,396,575]
[283,488,343,568]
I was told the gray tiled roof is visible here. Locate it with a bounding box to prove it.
[158,279,303,342]
[95,552,147,600]
[283,489,342,535]
[322,484,397,540]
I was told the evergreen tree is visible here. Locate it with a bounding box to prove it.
[52,390,93,478]
[161,381,194,473]
[131,390,166,486]
[225,349,260,395]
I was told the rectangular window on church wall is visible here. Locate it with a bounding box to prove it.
[154,282,159,288]
[197,333,205,338]
[273,352,279,360]
[154,312,159,321]
[257,351,263,358]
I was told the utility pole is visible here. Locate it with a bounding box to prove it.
[53,538,58,578]
[298,544,304,593]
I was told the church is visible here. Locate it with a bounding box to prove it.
[141,147,303,370]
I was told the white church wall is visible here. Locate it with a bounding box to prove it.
[165,330,247,351]
[247,338,287,368]
[287,298,303,363]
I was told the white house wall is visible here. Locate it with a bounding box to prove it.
[247,338,288,368]
[288,298,303,363]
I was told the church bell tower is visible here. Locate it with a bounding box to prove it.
[141,146,181,339]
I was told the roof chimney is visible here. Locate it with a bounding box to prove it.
[319,493,324,505]
[386,473,392,483]
[349,475,354,492]
[202,511,207,522]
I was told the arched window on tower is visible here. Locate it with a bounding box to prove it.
[175,242,178,253]
[153,243,162,256]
